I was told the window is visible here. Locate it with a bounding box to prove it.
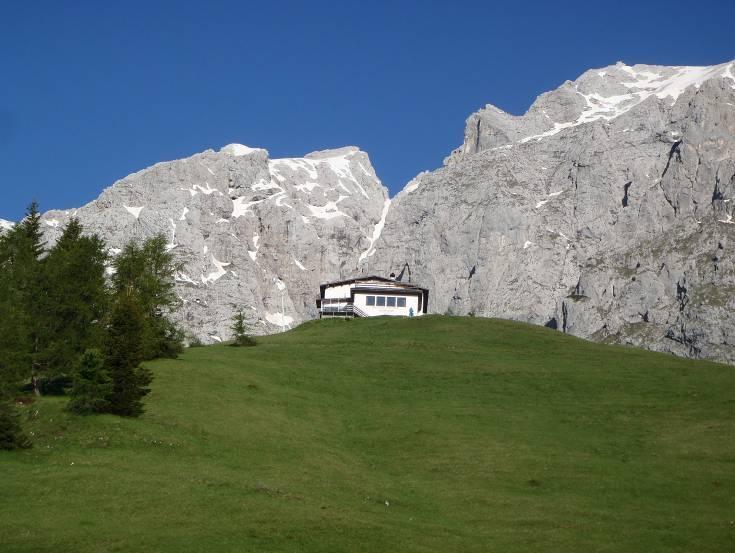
[397,297,406,308]
[366,295,375,306]
[387,297,396,307]
[376,296,386,307]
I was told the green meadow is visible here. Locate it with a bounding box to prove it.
[1,316,733,552]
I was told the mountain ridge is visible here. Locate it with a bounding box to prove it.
[367,59,735,363]
[23,59,735,363]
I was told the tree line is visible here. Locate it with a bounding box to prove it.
[0,202,183,449]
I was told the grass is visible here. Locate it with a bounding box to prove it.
[1,316,734,552]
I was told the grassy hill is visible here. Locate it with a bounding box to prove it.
[1,316,733,552]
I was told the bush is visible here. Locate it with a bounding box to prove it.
[187,335,204,348]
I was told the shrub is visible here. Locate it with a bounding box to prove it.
[187,335,204,348]
[230,308,257,347]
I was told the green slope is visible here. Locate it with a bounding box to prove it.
[1,316,733,552]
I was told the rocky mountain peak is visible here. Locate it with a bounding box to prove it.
[219,143,269,157]
[445,60,735,166]
[30,59,735,363]
[374,60,735,364]
[39,143,389,342]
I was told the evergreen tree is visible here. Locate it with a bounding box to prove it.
[111,235,183,359]
[66,349,111,415]
[0,260,30,448]
[0,202,45,394]
[104,291,153,417]
[0,232,32,389]
[0,242,30,448]
[19,200,45,258]
[41,219,109,377]
[230,308,256,347]
[19,201,48,376]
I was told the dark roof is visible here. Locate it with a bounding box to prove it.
[321,275,428,292]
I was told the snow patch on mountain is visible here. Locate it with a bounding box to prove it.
[265,312,293,327]
[359,198,391,262]
[520,61,735,143]
[220,144,268,157]
[123,206,144,219]
[201,256,230,284]
[232,197,265,218]
[306,197,349,220]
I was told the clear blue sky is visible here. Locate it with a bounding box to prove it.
[1,0,733,221]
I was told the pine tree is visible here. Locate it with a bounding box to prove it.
[19,200,45,259]
[0,232,32,389]
[230,308,256,347]
[0,263,30,448]
[0,203,45,394]
[19,201,48,380]
[112,235,183,359]
[104,291,153,417]
[41,219,109,378]
[66,349,112,415]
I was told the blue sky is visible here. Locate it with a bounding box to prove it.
[1,0,733,221]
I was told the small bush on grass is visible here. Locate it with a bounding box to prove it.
[230,308,257,347]
[187,335,204,348]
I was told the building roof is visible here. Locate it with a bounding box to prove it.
[320,275,428,292]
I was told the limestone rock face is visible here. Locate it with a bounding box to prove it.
[35,60,735,363]
[40,145,389,342]
[367,61,735,363]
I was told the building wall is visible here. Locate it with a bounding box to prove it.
[354,292,422,317]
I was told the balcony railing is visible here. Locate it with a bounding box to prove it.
[318,299,367,317]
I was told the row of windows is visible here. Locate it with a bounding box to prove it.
[365,295,407,308]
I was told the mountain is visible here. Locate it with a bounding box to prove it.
[33,60,735,363]
[366,61,735,363]
[39,145,388,342]
[0,219,14,233]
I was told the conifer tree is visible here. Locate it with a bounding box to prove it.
[104,291,153,417]
[0,275,30,448]
[230,308,256,347]
[19,200,45,259]
[0,251,31,448]
[0,202,45,394]
[41,219,109,377]
[0,231,32,386]
[112,235,183,359]
[66,349,111,415]
[19,201,48,372]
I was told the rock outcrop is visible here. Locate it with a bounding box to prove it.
[39,145,389,342]
[30,59,735,363]
[366,61,735,363]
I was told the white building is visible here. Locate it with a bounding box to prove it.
[317,275,429,318]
